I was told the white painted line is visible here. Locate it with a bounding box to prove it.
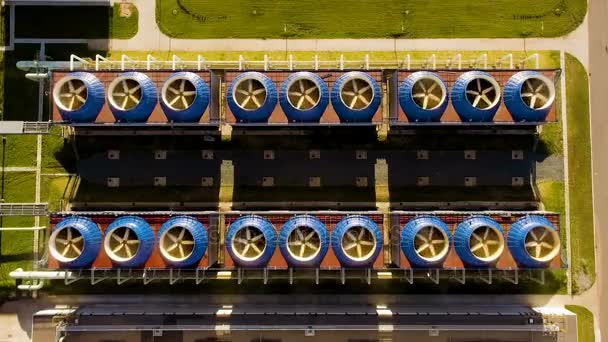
[0,167,35,171]
[560,50,573,295]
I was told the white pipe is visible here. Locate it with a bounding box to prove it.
[18,281,44,291]
[10,268,75,280]
[95,54,108,71]
[0,226,46,231]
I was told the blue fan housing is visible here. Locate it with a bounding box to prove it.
[160,72,210,123]
[226,215,277,267]
[108,72,158,123]
[451,71,501,122]
[279,72,330,122]
[227,72,278,123]
[51,216,102,268]
[54,72,105,123]
[504,71,554,122]
[104,216,155,268]
[399,72,449,122]
[158,216,208,268]
[508,215,560,268]
[454,216,505,268]
[401,216,452,268]
[278,215,330,268]
[331,71,382,122]
[331,215,383,268]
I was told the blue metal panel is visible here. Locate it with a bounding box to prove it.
[331,71,382,122]
[508,215,560,268]
[160,72,210,123]
[400,216,452,268]
[227,72,278,123]
[278,215,329,267]
[55,72,105,123]
[504,71,554,122]
[108,72,158,123]
[51,216,102,268]
[105,216,155,268]
[158,216,208,268]
[331,215,383,268]
[225,215,277,267]
[279,72,330,122]
[454,216,504,268]
[451,71,501,122]
[399,72,449,122]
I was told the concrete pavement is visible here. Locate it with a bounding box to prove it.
[587,0,608,339]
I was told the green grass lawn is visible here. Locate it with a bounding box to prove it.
[0,173,36,299]
[0,135,37,167]
[14,3,137,39]
[565,53,595,294]
[157,0,585,39]
[538,70,563,156]
[565,305,595,342]
[111,3,139,39]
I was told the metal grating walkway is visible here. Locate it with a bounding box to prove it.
[0,203,48,216]
[0,121,51,134]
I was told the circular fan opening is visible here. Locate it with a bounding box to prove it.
[524,226,560,262]
[49,226,85,263]
[413,225,450,262]
[465,76,500,109]
[411,76,446,110]
[104,226,140,262]
[340,77,375,110]
[160,225,195,262]
[53,77,88,112]
[468,225,504,262]
[231,225,267,261]
[287,78,321,110]
[286,225,321,261]
[162,77,197,111]
[341,225,376,261]
[520,76,555,110]
[233,78,268,111]
[108,77,143,111]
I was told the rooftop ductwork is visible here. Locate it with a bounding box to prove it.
[279,72,330,122]
[107,72,158,123]
[454,216,505,267]
[331,71,381,122]
[331,215,382,268]
[279,215,329,267]
[227,72,278,123]
[399,72,449,122]
[53,72,105,123]
[508,215,561,268]
[226,215,277,267]
[158,216,208,268]
[401,216,452,268]
[451,71,501,122]
[504,71,556,122]
[103,216,154,268]
[49,216,102,268]
[160,72,210,123]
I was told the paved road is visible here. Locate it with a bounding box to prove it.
[107,0,589,66]
[587,0,608,339]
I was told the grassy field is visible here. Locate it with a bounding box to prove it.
[565,305,595,342]
[565,53,595,294]
[0,173,36,297]
[111,3,139,39]
[157,0,586,39]
[14,3,137,39]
